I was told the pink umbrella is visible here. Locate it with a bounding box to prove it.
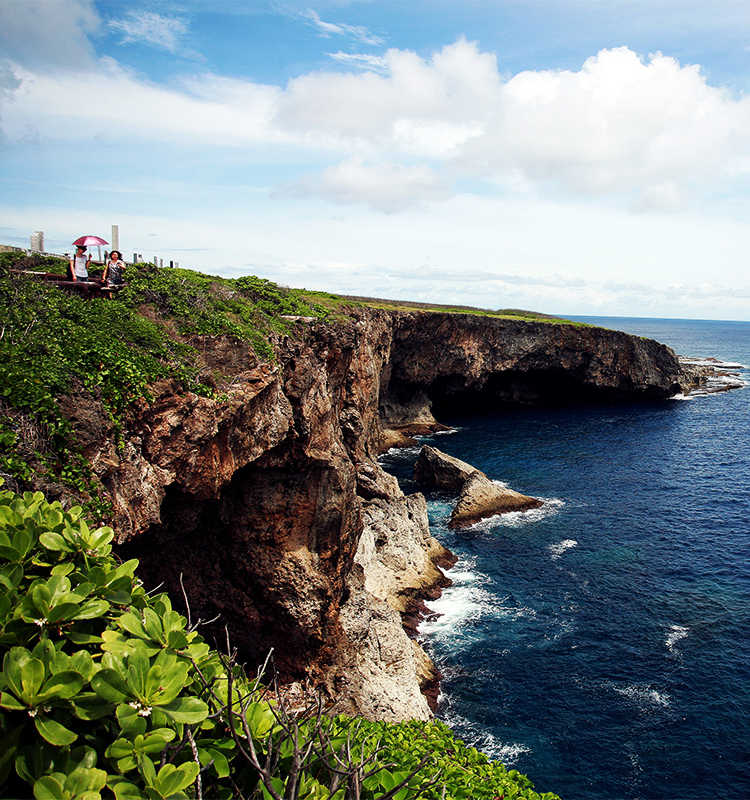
[73,235,109,264]
[72,235,108,247]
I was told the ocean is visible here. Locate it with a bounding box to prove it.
[379,317,750,800]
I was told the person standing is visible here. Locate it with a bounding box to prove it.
[102,249,125,287]
[70,244,91,282]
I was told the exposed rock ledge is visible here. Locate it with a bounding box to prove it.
[60,306,712,722]
[415,446,543,527]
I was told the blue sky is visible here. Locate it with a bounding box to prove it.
[3,0,750,319]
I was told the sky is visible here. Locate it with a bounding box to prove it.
[3,1,750,319]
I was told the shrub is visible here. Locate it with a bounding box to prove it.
[0,483,560,800]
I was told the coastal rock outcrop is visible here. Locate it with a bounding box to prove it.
[334,492,453,720]
[414,445,543,527]
[414,445,475,492]
[60,306,700,720]
[450,472,543,528]
[380,314,690,441]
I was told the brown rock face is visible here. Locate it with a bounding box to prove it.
[450,472,543,528]
[382,314,685,421]
[59,306,692,718]
[414,445,477,493]
[413,445,543,527]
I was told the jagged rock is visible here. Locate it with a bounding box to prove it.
[450,472,543,528]
[45,304,690,721]
[355,493,452,613]
[334,491,452,720]
[414,445,476,492]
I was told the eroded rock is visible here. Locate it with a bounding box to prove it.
[450,472,543,528]
[414,445,477,493]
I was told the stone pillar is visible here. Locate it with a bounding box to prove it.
[111,225,119,251]
[30,231,44,252]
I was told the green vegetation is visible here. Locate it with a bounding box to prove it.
[0,483,559,800]
[0,251,583,511]
[0,255,331,514]
[338,295,584,325]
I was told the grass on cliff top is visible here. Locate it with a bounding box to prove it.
[0,252,333,512]
[0,250,581,509]
[347,294,586,324]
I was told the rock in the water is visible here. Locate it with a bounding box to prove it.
[450,472,543,528]
[414,445,477,492]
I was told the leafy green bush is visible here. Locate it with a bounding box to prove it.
[0,483,560,800]
[0,266,337,509]
[0,273,207,514]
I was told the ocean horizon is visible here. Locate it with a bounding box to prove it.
[381,315,750,800]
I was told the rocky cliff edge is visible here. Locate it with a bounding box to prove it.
[65,307,698,719]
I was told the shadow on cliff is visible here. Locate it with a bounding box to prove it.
[117,448,358,681]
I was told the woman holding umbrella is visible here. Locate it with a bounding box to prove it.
[70,235,108,282]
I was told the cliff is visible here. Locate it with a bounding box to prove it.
[89,308,696,718]
[0,266,703,720]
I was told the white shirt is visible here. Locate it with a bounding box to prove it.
[72,254,89,278]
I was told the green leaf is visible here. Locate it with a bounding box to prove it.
[33,773,66,800]
[74,599,110,620]
[109,778,143,800]
[21,657,45,701]
[91,670,129,704]
[35,715,78,746]
[160,696,208,724]
[38,671,85,702]
[64,766,108,796]
[115,703,147,735]
[199,747,230,779]
[166,630,188,650]
[0,691,26,710]
[39,532,71,553]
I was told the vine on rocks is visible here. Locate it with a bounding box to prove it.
[0,483,560,800]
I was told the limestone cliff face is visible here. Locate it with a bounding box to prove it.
[76,309,695,718]
[382,314,685,427]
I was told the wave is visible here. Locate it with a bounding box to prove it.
[665,624,689,652]
[548,539,578,560]
[432,427,461,436]
[468,497,566,530]
[419,558,535,641]
[379,445,421,459]
[437,705,530,765]
[680,357,747,370]
[612,683,671,709]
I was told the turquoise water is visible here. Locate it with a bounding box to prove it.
[380,317,750,800]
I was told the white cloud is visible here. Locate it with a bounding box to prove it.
[326,52,389,73]
[109,11,188,54]
[0,0,99,69]
[285,159,450,212]
[301,9,383,46]
[4,38,750,213]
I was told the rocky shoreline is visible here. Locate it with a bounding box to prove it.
[43,306,732,721]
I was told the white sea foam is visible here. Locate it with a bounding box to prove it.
[668,392,693,401]
[548,539,578,560]
[469,497,566,530]
[419,558,535,640]
[665,624,689,652]
[439,707,530,765]
[433,427,461,436]
[613,683,671,708]
[379,445,421,459]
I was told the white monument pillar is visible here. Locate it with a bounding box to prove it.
[30,231,44,252]
[111,224,119,251]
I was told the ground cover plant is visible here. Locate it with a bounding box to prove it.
[0,483,560,800]
[0,256,331,514]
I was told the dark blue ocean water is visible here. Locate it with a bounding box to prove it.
[380,317,750,800]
